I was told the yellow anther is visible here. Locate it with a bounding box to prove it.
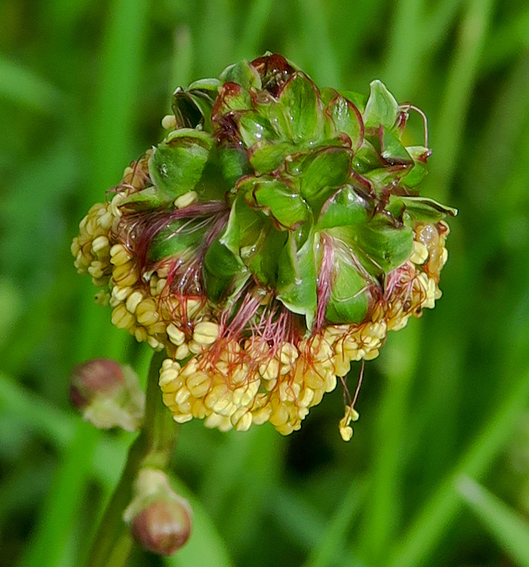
[174,387,191,405]
[111,285,132,302]
[91,235,110,255]
[269,402,289,427]
[166,323,185,346]
[189,341,203,354]
[299,387,314,408]
[410,240,429,264]
[109,244,131,266]
[125,291,143,313]
[232,409,252,431]
[280,343,299,365]
[174,344,189,360]
[136,299,159,326]
[173,413,193,424]
[324,373,337,393]
[97,211,113,230]
[180,359,198,377]
[134,327,148,342]
[146,336,162,350]
[111,304,135,330]
[174,191,198,209]
[161,114,177,130]
[193,321,220,345]
[186,299,202,318]
[259,358,279,380]
[186,372,210,398]
[340,425,353,441]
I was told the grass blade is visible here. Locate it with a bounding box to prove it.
[457,476,529,567]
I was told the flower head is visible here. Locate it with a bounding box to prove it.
[72,53,456,438]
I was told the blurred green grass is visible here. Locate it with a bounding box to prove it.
[2,0,529,565]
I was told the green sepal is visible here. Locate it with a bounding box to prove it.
[224,193,286,286]
[325,246,370,324]
[363,165,410,189]
[213,82,251,116]
[248,226,288,286]
[363,80,399,130]
[316,185,370,230]
[218,146,252,189]
[389,195,458,222]
[298,147,352,211]
[204,239,244,278]
[187,78,222,92]
[148,218,207,262]
[352,139,384,173]
[172,83,219,130]
[246,178,310,229]
[249,140,294,173]
[203,237,247,303]
[379,126,412,165]
[120,186,174,210]
[402,146,430,187]
[149,129,212,199]
[277,233,317,328]
[277,72,324,143]
[354,215,414,273]
[339,90,367,113]
[220,60,262,90]
[237,112,278,148]
[325,95,364,152]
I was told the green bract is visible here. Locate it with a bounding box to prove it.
[137,53,455,330]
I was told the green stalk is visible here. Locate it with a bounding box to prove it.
[84,351,178,567]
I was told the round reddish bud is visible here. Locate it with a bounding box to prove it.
[131,498,192,555]
[69,358,144,431]
[69,358,125,409]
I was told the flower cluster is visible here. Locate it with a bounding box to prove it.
[72,53,456,439]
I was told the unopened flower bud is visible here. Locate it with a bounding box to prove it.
[69,358,144,431]
[124,468,192,555]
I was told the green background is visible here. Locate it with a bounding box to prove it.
[2,0,529,565]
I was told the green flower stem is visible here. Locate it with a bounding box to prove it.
[84,351,178,567]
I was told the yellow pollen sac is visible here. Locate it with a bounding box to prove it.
[231,408,253,431]
[410,241,429,264]
[166,323,185,346]
[252,404,272,425]
[188,341,203,354]
[269,401,289,427]
[109,244,131,266]
[91,235,110,255]
[259,358,280,380]
[161,114,177,130]
[339,406,360,441]
[174,191,198,209]
[193,321,220,345]
[204,413,232,431]
[174,344,189,360]
[280,343,299,364]
[125,290,143,313]
[173,413,193,424]
[136,299,159,326]
[298,387,315,408]
[174,387,191,405]
[97,210,113,230]
[134,327,148,342]
[111,304,135,330]
[186,372,210,398]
